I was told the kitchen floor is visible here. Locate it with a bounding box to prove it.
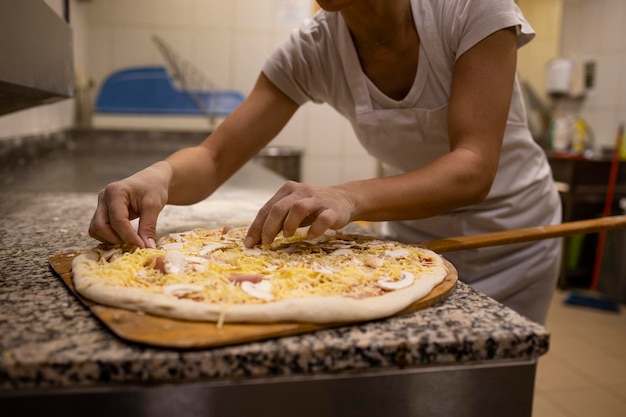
[533,289,626,417]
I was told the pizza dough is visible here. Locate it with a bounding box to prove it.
[71,227,449,324]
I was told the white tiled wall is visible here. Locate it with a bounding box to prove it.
[560,0,626,151]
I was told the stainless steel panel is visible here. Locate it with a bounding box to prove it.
[2,360,537,417]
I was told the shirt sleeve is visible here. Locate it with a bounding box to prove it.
[436,0,536,61]
[262,16,330,106]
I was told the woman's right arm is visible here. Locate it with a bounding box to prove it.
[88,73,300,248]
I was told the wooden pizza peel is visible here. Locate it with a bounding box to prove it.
[48,215,626,349]
[421,215,626,253]
[48,253,457,349]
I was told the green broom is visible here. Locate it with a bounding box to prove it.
[564,123,624,312]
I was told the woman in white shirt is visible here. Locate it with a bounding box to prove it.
[89,0,562,324]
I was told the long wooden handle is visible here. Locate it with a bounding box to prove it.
[421,215,626,253]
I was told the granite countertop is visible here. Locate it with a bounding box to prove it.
[0,157,549,391]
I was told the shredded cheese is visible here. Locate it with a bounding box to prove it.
[86,227,446,305]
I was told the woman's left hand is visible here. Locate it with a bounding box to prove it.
[245,181,355,247]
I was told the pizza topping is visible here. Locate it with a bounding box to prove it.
[185,255,209,264]
[383,248,409,259]
[82,228,446,307]
[243,248,264,256]
[331,243,354,249]
[227,274,264,284]
[98,247,124,262]
[240,280,274,300]
[364,256,384,269]
[163,250,186,274]
[161,242,184,251]
[164,283,204,297]
[311,262,337,275]
[377,271,415,290]
[330,248,354,257]
[199,242,227,256]
[184,256,209,272]
[151,256,167,274]
[163,231,194,243]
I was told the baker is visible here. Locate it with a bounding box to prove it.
[88,0,562,325]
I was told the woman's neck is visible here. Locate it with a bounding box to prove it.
[342,0,412,48]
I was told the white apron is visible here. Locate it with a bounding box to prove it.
[335,1,562,323]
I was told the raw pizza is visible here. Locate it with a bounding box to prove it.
[71,226,449,324]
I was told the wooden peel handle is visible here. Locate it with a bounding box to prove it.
[421,215,626,253]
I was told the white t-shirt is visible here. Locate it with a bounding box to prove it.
[262,0,562,319]
[264,0,533,112]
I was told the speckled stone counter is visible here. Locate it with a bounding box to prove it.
[0,135,550,416]
[0,169,549,391]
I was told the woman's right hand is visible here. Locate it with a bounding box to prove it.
[88,161,172,248]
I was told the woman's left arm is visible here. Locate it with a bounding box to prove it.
[246,27,518,246]
[445,26,518,201]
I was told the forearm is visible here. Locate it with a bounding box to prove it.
[344,147,495,222]
[162,145,220,205]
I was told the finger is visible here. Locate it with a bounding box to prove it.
[89,191,124,245]
[89,215,124,246]
[245,183,297,247]
[261,195,303,244]
[247,199,290,247]
[106,194,145,248]
[249,202,290,246]
[307,209,340,239]
[245,205,271,247]
[137,198,163,249]
[282,198,319,238]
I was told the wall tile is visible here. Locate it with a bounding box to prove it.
[111,0,155,26]
[272,105,308,150]
[590,54,621,108]
[111,28,160,70]
[151,29,195,66]
[601,0,626,51]
[560,2,581,56]
[303,157,342,186]
[193,30,236,89]
[86,26,114,84]
[233,33,272,93]
[234,0,274,33]
[343,124,372,158]
[85,0,114,25]
[153,0,196,27]
[578,1,604,55]
[195,0,234,30]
